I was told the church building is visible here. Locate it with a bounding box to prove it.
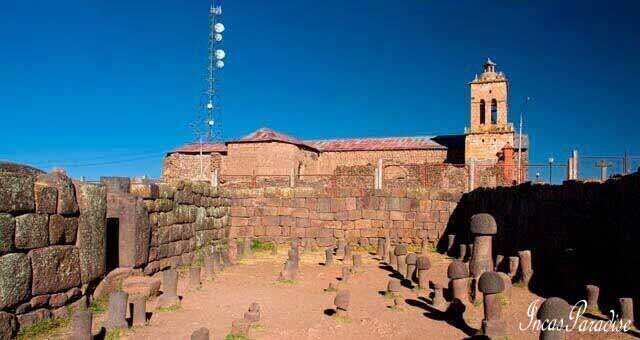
[162,59,528,187]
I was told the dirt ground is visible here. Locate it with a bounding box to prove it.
[53,248,637,340]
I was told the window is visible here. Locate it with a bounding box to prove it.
[479,100,486,125]
[491,99,498,124]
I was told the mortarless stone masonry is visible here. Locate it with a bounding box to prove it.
[228,186,460,247]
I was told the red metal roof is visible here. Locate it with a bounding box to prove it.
[228,128,318,151]
[168,128,464,155]
[168,142,227,154]
[304,136,448,152]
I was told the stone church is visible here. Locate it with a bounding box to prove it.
[162,59,528,186]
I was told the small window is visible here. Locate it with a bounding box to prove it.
[479,100,486,125]
[490,99,498,124]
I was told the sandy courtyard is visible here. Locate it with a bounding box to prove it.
[50,247,637,340]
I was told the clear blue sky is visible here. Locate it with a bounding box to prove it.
[1,0,639,180]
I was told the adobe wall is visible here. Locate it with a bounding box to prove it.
[0,169,106,336]
[222,142,318,176]
[229,186,461,248]
[464,131,515,164]
[308,149,448,174]
[162,152,222,183]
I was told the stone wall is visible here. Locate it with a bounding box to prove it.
[229,186,461,248]
[138,180,231,276]
[0,168,106,337]
[445,171,640,312]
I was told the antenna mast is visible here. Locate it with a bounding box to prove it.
[193,1,226,143]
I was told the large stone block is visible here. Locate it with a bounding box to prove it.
[0,311,16,340]
[118,198,151,268]
[0,173,35,213]
[130,183,159,199]
[15,213,49,249]
[0,214,15,254]
[48,214,78,245]
[36,172,78,215]
[74,182,107,283]
[29,246,81,295]
[34,182,57,214]
[0,253,31,309]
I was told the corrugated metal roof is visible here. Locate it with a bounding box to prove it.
[304,136,448,152]
[228,128,319,151]
[166,128,524,155]
[168,142,227,154]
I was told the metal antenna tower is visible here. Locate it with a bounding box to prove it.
[192,1,226,143]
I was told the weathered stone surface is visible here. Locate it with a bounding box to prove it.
[470,213,497,235]
[118,197,151,268]
[394,244,407,256]
[478,271,505,294]
[70,309,92,340]
[0,162,44,176]
[49,292,68,307]
[122,276,161,297]
[29,295,50,308]
[0,253,31,309]
[74,182,107,283]
[387,280,401,293]
[416,256,431,270]
[130,183,159,199]
[405,253,417,265]
[230,319,250,337]
[334,290,350,311]
[66,287,83,301]
[0,214,15,254]
[191,327,209,340]
[100,176,131,194]
[48,214,78,245]
[537,297,571,325]
[103,291,128,331]
[0,311,16,340]
[37,172,78,215]
[15,213,49,249]
[93,267,134,298]
[16,308,51,332]
[447,261,469,279]
[0,172,35,213]
[29,246,81,295]
[34,182,57,214]
[130,295,146,327]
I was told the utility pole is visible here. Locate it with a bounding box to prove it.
[517,97,530,184]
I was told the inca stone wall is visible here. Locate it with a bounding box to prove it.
[0,168,232,339]
[229,187,461,247]
[140,180,231,276]
[0,168,106,337]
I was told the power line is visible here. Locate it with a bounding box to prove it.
[4,151,167,168]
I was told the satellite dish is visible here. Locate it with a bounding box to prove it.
[215,33,223,42]
[214,23,225,33]
[216,60,225,69]
[215,49,226,60]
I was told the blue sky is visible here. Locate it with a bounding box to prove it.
[1,0,638,180]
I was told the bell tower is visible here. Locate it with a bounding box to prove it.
[465,59,515,164]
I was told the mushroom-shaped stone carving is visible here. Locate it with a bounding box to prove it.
[334,290,350,316]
